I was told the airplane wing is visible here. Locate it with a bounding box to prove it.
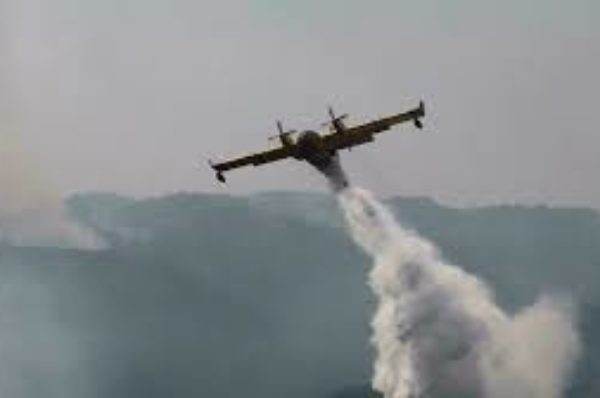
[322,101,425,152]
[210,146,293,182]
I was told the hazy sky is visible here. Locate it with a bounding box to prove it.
[2,0,599,207]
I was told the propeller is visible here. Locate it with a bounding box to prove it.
[268,120,297,141]
[321,106,348,128]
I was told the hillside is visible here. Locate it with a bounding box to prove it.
[0,191,597,397]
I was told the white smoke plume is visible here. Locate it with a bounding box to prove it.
[0,129,103,249]
[337,187,580,398]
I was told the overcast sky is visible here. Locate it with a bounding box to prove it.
[1,0,599,208]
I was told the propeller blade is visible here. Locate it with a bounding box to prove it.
[328,106,335,120]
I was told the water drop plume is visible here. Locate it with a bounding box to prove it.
[337,187,579,398]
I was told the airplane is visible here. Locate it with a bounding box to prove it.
[209,101,425,188]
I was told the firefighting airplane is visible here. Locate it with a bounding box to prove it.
[209,101,425,186]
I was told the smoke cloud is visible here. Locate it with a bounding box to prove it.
[337,187,580,398]
[0,129,102,248]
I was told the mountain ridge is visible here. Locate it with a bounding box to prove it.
[0,190,596,397]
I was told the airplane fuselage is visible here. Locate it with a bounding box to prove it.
[292,131,348,189]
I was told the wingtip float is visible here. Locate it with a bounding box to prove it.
[209,101,426,187]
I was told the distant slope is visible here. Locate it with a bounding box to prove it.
[0,191,597,398]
